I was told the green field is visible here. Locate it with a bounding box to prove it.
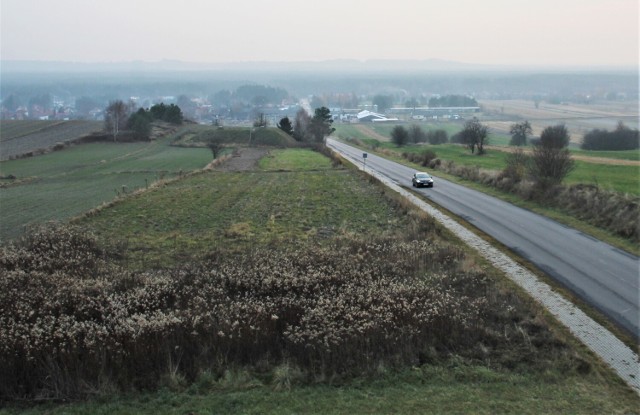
[78,148,404,268]
[0,134,211,241]
[571,148,640,161]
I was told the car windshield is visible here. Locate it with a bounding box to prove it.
[416,173,431,179]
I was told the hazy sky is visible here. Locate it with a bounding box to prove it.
[1,0,638,67]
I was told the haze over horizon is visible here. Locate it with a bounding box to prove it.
[1,0,638,69]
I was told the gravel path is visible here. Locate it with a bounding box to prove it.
[339,149,640,395]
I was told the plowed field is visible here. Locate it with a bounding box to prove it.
[0,120,102,160]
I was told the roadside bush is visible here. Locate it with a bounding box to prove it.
[434,158,639,241]
[401,150,438,169]
[427,129,448,145]
[500,148,529,183]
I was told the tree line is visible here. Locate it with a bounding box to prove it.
[392,118,575,188]
[581,121,639,150]
[104,101,183,141]
[276,107,335,143]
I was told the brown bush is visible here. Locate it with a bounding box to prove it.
[0,224,573,400]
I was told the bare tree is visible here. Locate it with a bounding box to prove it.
[253,112,268,128]
[207,141,223,159]
[408,124,426,143]
[528,124,575,188]
[104,100,130,142]
[293,109,310,142]
[390,125,409,147]
[509,121,532,146]
[460,117,489,154]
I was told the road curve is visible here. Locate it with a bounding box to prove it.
[328,138,640,338]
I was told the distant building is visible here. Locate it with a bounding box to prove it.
[356,110,399,123]
[389,106,480,118]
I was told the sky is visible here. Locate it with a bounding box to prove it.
[1,0,638,67]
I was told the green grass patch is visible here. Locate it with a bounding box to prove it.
[571,148,640,161]
[332,124,377,142]
[259,148,334,171]
[570,162,640,194]
[4,365,637,415]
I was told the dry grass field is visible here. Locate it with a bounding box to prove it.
[478,99,639,143]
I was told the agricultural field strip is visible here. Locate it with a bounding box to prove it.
[0,121,67,141]
[334,146,640,395]
[0,121,102,161]
[479,100,639,119]
[483,145,640,166]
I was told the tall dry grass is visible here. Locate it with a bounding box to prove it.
[0,223,579,400]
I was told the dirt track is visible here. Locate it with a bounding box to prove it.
[213,147,270,171]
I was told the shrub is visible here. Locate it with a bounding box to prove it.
[529,125,574,188]
[427,129,448,145]
[501,148,530,183]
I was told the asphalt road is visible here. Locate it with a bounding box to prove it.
[328,138,640,338]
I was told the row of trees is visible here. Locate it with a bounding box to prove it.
[392,117,574,188]
[390,125,448,146]
[371,94,479,113]
[509,120,638,151]
[104,101,183,141]
[456,119,574,187]
[277,107,335,143]
[581,122,639,150]
[428,95,478,108]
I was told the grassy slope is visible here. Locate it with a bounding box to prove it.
[172,125,297,147]
[10,148,634,414]
[0,133,211,241]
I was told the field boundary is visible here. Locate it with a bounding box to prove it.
[484,145,640,166]
[334,147,640,395]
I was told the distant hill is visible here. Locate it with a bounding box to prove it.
[3,59,637,74]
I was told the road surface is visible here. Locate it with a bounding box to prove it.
[328,138,640,338]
